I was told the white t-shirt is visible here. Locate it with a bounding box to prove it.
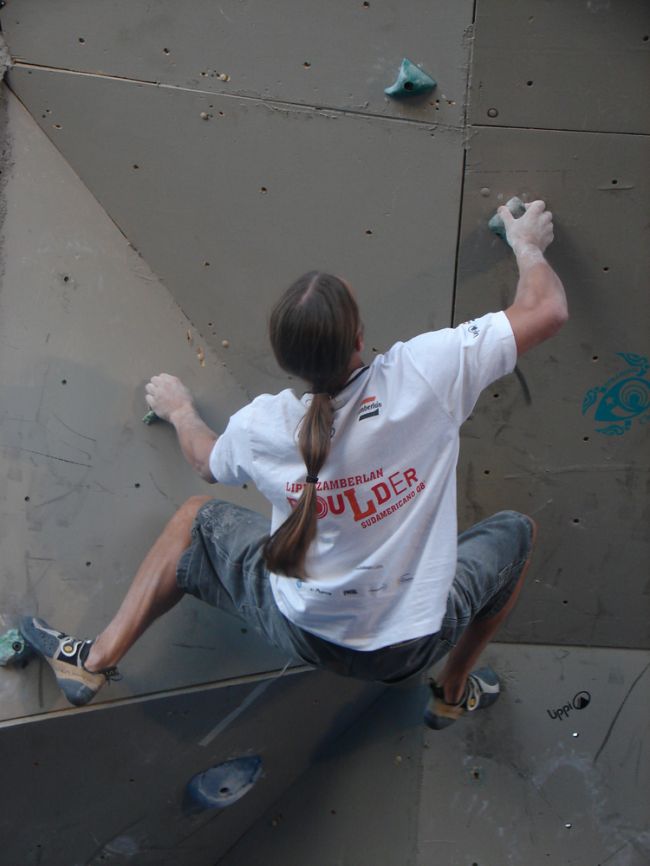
[209,311,517,650]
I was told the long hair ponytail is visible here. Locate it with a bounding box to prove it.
[263,272,360,578]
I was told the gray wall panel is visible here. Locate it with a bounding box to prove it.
[417,645,650,866]
[7,66,462,397]
[471,0,650,134]
[220,645,650,866]
[0,87,295,723]
[220,683,425,866]
[454,127,650,648]
[0,670,381,866]
[2,0,473,126]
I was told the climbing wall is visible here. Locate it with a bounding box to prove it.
[454,0,650,650]
[0,1,648,865]
[220,645,650,866]
[0,88,294,718]
[0,80,385,866]
[2,0,473,396]
[0,665,383,865]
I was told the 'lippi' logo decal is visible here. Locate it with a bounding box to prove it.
[582,353,650,436]
[547,691,591,721]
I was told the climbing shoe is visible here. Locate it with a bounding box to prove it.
[424,666,500,730]
[20,616,120,707]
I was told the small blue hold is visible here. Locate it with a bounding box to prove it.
[385,58,437,98]
[488,196,527,241]
[184,756,263,814]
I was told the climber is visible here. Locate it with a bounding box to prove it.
[22,201,567,728]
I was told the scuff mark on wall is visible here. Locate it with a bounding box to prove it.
[199,660,292,747]
[594,662,649,764]
[0,34,12,79]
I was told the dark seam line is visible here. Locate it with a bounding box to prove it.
[471,121,649,138]
[9,61,464,133]
[450,146,469,327]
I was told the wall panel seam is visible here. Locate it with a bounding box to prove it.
[9,61,465,133]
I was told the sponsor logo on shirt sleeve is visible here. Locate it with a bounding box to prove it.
[462,320,480,339]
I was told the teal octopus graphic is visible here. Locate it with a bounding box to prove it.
[582,353,650,436]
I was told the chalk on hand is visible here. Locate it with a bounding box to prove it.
[488,196,526,240]
[142,409,159,425]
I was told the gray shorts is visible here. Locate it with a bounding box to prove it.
[176,501,534,684]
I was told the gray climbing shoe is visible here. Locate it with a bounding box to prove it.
[424,666,500,730]
[20,616,120,707]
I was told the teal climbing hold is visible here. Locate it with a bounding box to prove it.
[142,409,159,425]
[488,196,527,241]
[385,58,437,97]
[0,628,35,667]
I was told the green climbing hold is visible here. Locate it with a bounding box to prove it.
[488,196,527,241]
[0,628,35,667]
[385,59,437,98]
[142,409,159,425]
